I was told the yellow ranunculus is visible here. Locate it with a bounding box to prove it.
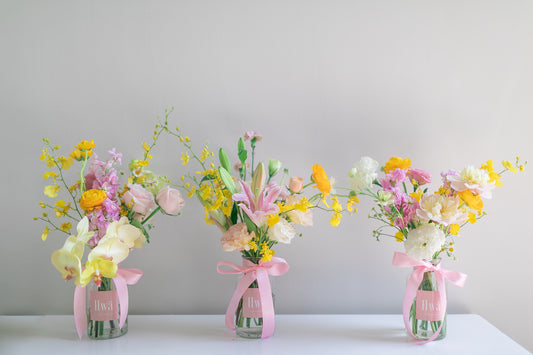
[458,190,483,213]
[75,139,95,151]
[70,149,93,161]
[311,164,331,196]
[80,189,107,212]
[383,157,412,173]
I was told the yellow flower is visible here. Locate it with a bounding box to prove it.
[75,139,95,151]
[501,160,518,173]
[55,202,70,217]
[181,152,190,165]
[436,186,450,195]
[80,258,118,287]
[468,212,477,224]
[449,224,460,235]
[395,231,404,242]
[40,148,47,161]
[383,157,411,173]
[60,222,72,232]
[44,185,59,198]
[80,189,107,212]
[248,239,258,252]
[330,212,342,227]
[41,226,50,241]
[311,164,331,196]
[42,171,58,180]
[70,149,93,161]
[267,214,280,227]
[39,202,46,208]
[458,190,483,213]
[57,156,73,170]
[260,243,275,262]
[143,142,150,152]
[481,160,503,187]
[410,190,423,202]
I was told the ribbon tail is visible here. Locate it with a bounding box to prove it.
[73,285,86,340]
[225,273,256,331]
[113,275,128,329]
[256,269,275,338]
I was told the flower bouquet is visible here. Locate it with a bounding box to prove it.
[349,156,525,342]
[36,118,184,339]
[170,128,358,338]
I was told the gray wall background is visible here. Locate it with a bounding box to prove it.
[2,0,533,351]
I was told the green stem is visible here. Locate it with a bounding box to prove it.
[142,206,161,224]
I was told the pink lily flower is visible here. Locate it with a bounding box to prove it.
[233,180,282,227]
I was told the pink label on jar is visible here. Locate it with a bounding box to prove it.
[89,290,119,321]
[242,288,262,318]
[416,290,444,321]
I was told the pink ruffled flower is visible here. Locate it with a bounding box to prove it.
[243,131,262,142]
[123,183,156,216]
[407,168,431,185]
[220,223,255,252]
[156,186,185,216]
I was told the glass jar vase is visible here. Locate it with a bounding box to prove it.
[234,257,274,339]
[408,259,446,341]
[86,277,128,339]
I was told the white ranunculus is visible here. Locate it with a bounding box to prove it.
[348,156,379,192]
[404,224,445,261]
[267,218,296,244]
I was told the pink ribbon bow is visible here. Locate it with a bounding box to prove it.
[392,252,467,344]
[217,257,289,338]
[73,268,143,339]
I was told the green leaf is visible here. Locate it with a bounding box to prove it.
[230,203,239,225]
[218,148,231,173]
[238,137,247,164]
[218,167,236,194]
[242,212,257,234]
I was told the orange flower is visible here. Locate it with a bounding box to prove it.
[458,190,483,213]
[383,157,411,173]
[311,164,331,196]
[80,189,107,212]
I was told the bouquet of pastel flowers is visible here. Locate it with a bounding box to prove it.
[348,156,525,342]
[169,128,358,338]
[36,121,184,339]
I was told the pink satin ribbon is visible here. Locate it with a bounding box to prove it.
[73,268,143,339]
[392,252,467,344]
[217,257,289,338]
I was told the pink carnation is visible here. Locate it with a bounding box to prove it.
[220,223,255,252]
[243,131,262,142]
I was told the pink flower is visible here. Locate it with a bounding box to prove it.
[156,186,185,216]
[289,177,304,193]
[123,183,156,216]
[233,181,281,227]
[407,168,431,185]
[243,131,262,142]
[220,223,255,252]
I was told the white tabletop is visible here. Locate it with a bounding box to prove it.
[0,314,529,355]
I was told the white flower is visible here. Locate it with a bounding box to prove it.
[348,157,379,192]
[447,166,495,198]
[404,224,445,261]
[416,195,468,226]
[267,218,296,244]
